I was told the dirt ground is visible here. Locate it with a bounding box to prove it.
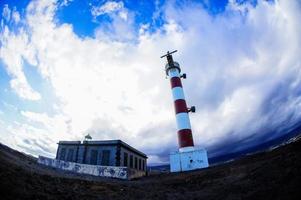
[0,138,301,200]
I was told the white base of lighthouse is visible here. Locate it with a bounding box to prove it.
[170,147,209,172]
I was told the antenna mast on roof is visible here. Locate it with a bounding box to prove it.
[84,134,92,141]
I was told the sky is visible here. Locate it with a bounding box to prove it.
[0,0,301,164]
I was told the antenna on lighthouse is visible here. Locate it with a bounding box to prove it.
[160,50,177,66]
[161,50,181,75]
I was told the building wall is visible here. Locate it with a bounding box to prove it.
[56,144,79,162]
[56,142,146,171]
[83,145,117,166]
[120,146,147,171]
[76,145,86,164]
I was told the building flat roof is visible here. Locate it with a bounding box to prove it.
[58,141,81,144]
[58,140,147,158]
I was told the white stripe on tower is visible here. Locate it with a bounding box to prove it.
[176,113,192,130]
[172,87,185,100]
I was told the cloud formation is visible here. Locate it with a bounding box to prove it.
[0,7,41,100]
[91,1,125,18]
[0,0,301,164]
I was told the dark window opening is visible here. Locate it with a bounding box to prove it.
[98,152,102,165]
[101,150,110,166]
[116,146,121,166]
[90,150,98,165]
[124,152,128,167]
[130,155,133,168]
[67,149,74,162]
[138,158,141,170]
[60,148,66,161]
[142,160,145,171]
[134,157,138,169]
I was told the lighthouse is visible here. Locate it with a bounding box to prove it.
[161,50,209,172]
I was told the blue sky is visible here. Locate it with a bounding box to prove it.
[54,0,230,37]
[0,0,301,164]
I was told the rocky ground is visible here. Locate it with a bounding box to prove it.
[0,137,301,200]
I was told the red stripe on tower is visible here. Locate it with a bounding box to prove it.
[174,99,188,114]
[178,129,194,148]
[170,77,182,88]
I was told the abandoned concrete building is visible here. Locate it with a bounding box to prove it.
[56,140,147,172]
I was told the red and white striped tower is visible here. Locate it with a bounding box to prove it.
[161,50,209,172]
[161,50,195,152]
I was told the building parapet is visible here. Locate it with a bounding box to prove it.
[58,141,81,145]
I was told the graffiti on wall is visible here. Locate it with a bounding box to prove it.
[38,156,128,179]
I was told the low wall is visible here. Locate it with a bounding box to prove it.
[128,168,146,179]
[38,156,145,180]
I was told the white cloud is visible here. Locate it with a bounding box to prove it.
[59,0,73,7]
[92,1,134,41]
[1,0,301,163]
[2,4,11,22]
[12,7,21,23]
[0,25,41,100]
[1,5,21,24]
[91,1,124,18]
[20,111,70,134]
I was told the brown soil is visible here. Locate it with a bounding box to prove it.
[0,138,300,200]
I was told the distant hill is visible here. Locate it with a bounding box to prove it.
[148,129,301,173]
[209,128,301,165]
